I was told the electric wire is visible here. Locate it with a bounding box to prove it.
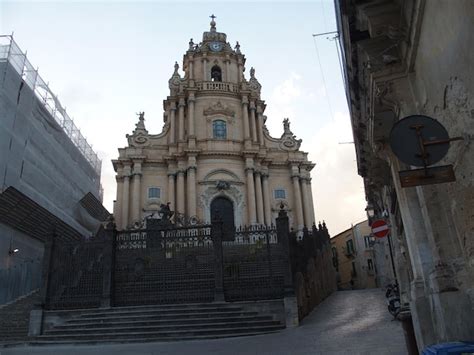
[312,36,335,122]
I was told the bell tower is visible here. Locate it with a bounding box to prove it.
[114,16,316,232]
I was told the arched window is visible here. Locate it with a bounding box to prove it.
[213,120,227,139]
[211,65,222,82]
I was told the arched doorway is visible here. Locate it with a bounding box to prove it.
[210,196,235,241]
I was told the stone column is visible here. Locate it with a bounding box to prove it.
[188,93,195,137]
[242,97,250,141]
[301,177,313,228]
[245,162,257,225]
[262,172,272,226]
[167,172,175,213]
[202,57,208,80]
[307,180,315,226]
[176,169,185,216]
[257,106,264,145]
[169,103,176,144]
[114,175,123,229]
[186,159,197,218]
[254,171,264,224]
[122,174,130,229]
[237,59,243,82]
[291,165,304,230]
[178,97,185,142]
[189,57,194,79]
[249,101,258,143]
[131,161,142,224]
[225,57,230,81]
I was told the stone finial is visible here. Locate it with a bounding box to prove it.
[210,14,217,32]
[235,41,241,54]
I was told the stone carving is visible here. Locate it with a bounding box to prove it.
[168,61,181,95]
[203,101,234,117]
[279,118,302,151]
[216,180,230,190]
[248,67,261,94]
[188,38,194,51]
[127,112,150,147]
[234,41,241,54]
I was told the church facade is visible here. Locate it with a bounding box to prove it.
[113,19,316,231]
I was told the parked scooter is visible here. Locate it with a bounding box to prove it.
[385,283,401,318]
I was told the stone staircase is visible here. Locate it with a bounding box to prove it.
[32,300,285,344]
[0,289,40,343]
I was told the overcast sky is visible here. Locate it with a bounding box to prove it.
[1,0,367,235]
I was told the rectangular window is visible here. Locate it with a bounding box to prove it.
[364,235,371,248]
[148,187,160,199]
[274,189,286,199]
[346,239,354,254]
[367,258,374,270]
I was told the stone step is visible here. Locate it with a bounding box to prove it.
[44,319,281,335]
[56,314,273,328]
[37,324,284,342]
[64,310,260,324]
[28,329,281,345]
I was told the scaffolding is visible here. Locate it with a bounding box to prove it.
[0,35,102,177]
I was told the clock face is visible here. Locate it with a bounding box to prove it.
[209,42,223,52]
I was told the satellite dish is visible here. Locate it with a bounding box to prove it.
[390,115,450,167]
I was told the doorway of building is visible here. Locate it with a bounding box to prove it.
[210,196,235,241]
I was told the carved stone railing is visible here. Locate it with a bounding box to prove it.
[196,81,239,93]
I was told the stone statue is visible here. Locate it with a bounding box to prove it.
[283,118,291,134]
[189,38,194,50]
[235,41,241,54]
[174,61,179,73]
[250,67,255,78]
[159,202,174,222]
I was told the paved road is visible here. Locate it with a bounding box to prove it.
[2,289,407,355]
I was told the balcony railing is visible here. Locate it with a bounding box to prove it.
[197,81,239,93]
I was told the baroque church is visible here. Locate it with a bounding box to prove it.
[113,17,316,232]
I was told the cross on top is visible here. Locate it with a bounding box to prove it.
[210,14,216,20]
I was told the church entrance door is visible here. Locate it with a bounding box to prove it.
[210,196,235,241]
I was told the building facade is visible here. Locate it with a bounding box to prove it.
[331,220,377,290]
[113,19,316,232]
[336,0,474,349]
[0,36,104,305]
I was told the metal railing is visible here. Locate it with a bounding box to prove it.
[0,35,102,176]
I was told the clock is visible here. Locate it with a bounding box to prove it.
[209,42,223,52]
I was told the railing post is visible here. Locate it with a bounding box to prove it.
[212,219,225,302]
[101,220,116,308]
[276,206,299,327]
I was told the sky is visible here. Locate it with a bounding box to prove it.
[1,0,367,235]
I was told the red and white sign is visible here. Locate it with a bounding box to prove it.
[371,219,390,238]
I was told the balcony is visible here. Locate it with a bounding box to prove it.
[197,81,239,94]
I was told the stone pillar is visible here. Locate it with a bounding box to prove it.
[121,175,130,229]
[254,171,264,224]
[169,103,176,144]
[114,175,123,229]
[178,97,185,142]
[225,57,230,81]
[186,163,197,218]
[307,180,316,225]
[291,165,304,230]
[237,59,243,82]
[301,177,313,228]
[176,169,185,216]
[242,97,250,142]
[188,93,195,137]
[131,161,142,224]
[189,58,194,79]
[245,162,257,225]
[262,172,272,226]
[202,57,208,80]
[250,101,258,143]
[257,106,264,145]
[167,171,176,213]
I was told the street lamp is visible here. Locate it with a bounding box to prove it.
[365,204,375,219]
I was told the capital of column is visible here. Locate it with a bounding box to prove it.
[245,167,255,173]
[178,98,186,107]
[261,173,269,179]
[249,101,256,110]
[291,174,301,180]
[116,176,124,182]
[167,172,176,177]
[177,169,186,175]
[241,96,249,105]
[187,166,197,172]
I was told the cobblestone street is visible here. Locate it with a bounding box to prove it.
[2,289,407,355]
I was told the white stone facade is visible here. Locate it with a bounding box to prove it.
[113,20,316,231]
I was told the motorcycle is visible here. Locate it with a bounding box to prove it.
[385,283,401,318]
